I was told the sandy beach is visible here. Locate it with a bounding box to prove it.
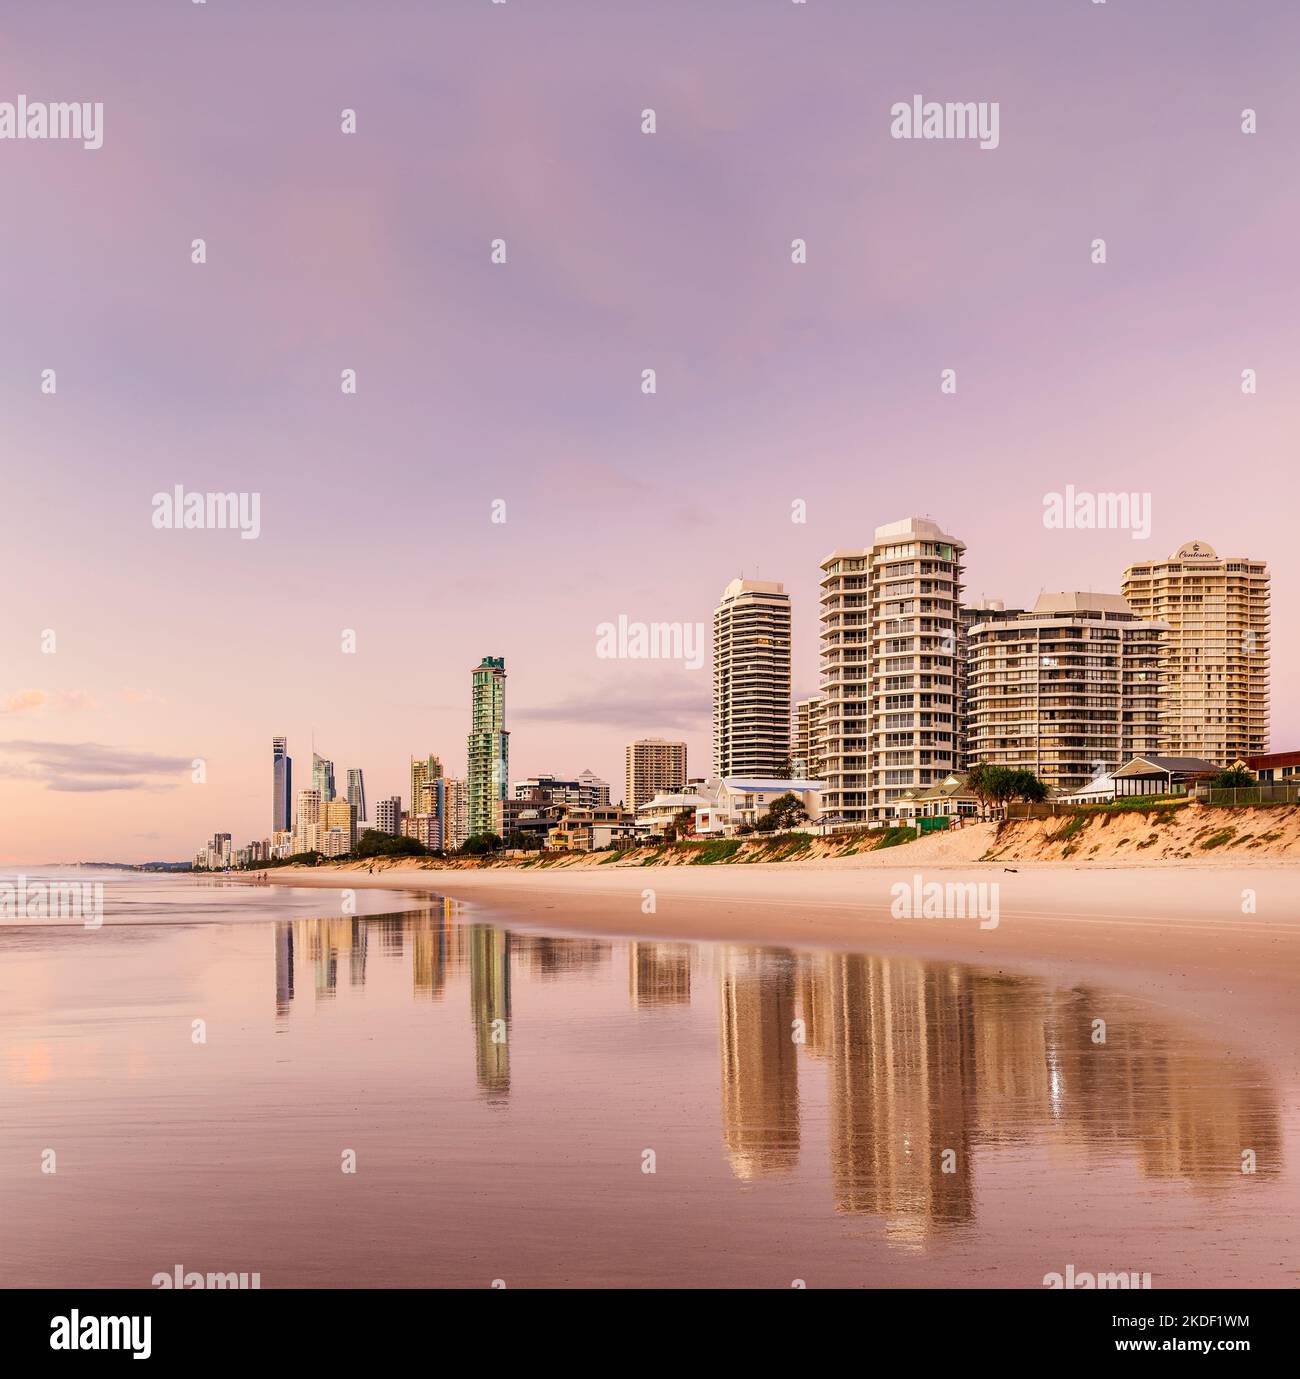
[259,855,1300,1070]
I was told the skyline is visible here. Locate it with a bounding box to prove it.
[4,0,1300,860]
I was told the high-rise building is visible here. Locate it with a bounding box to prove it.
[820,517,965,824]
[1122,540,1270,764]
[346,768,366,824]
[712,578,792,778]
[324,795,357,851]
[410,755,443,819]
[957,601,1021,762]
[468,656,509,838]
[436,776,470,852]
[374,796,402,836]
[272,737,292,833]
[625,738,688,811]
[791,696,825,778]
[293,788,322,853]
[965,593,1167,792]
[312,753,335,803]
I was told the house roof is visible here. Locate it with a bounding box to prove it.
[1113,755,1219,777]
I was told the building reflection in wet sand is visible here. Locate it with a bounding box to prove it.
[273,912,1282,1235]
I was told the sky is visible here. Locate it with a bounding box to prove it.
[2,0,1298,862]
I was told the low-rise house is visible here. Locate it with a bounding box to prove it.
[893,773,982,824]
[547,805,638,852]
[693,778,825,836]
[1053,772,1120,805]
[1110,755,1218,797]
[1244,751,1300,783]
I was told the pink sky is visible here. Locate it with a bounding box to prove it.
[2,1,1298,861]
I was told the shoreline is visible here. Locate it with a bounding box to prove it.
[252,860,1300,1071]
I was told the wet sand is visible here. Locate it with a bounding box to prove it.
[4,872,1297,1288]
[263,863,1300,1072]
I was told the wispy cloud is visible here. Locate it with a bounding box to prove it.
[514,677,708,732]
[0,689,98,715]
[0,739,190,792]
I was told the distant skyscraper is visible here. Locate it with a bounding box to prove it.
[625,738,688,810]
[1122,540,1270,764]
[436,776,470,852]
[312,753,335,803]
[272,736,292,833]
[375,796,402,836]
[293,789,322,853]
[410,754,443,817]
[346,768,366,823]
[713,578,792,778]
[324,795,357,851]
[468,656,509,838]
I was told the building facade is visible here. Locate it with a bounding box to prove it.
[468,657,509,838]
[410,755,443,820]
[374,796,402,836]
[293,788,322,854]
[311,753,335,804]
[512,772,611,809]
[345,768,366,825]
[820,518,965,824]
[791,696,825,778]
[625,738,688,811]
[1122,540,1270,764]
[965,592,1166,793]
[323,795,357,851]
[272,736,292,834]
[712,578,792,778]
[436,776,470,852]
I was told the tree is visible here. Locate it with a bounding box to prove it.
[1008,769,1048,804]
[355,829,430,859]
[1210,766,1255,789]
[967,763,1047,814]
[459,833,502,857]
[756,791,808,832]
[505,829,542,851]
[965,762,996,818]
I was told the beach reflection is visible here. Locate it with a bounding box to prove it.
[272,908,1281,1230]
[2,888,1288,1288]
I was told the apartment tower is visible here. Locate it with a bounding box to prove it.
[374,796,402,836]
[468,656,509,838]
[410,755,444,817]
[345,768,366,825]
[1122,541,1270,763]
[272,736,292,834]
[820,518,965,824]
[625,739,688,811]
[712,578,792,778]
[791,696,825,778]
[965,593,1166,792]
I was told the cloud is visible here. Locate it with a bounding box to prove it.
[0,689,97,715]
[514,677,708,732]
[0,739,191,792]
[0,691,46,715]
[122,688,167,706]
